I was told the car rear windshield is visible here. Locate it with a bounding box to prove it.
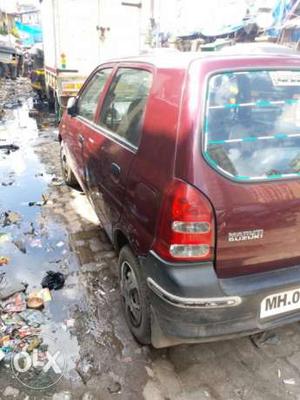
[203,70,300,181]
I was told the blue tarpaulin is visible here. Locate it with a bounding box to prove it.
[15,21,43,46]
[267,0,298,36]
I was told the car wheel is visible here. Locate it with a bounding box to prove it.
[119,245,151,345]
[60,144,78,188]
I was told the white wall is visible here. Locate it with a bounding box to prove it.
[0,0,18,13]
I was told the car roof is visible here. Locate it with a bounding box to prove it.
[107,44,300,70]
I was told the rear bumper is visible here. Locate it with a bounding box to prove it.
[139,252,300,348]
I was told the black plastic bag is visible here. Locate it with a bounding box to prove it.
[41,271,65,290]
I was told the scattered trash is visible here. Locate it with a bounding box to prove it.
[56,241,64,248]
[1,211,21,227]
[283,378,296,385]
[250,331,281,348]
[76,358,95,384]
[41,271,65,290]
[65,319,75,328]
[52,391,72,400]
[0,272,26,300]
[27,336,42,353]
[0,257,9,266]
[28,194,49,207]
[29,238,42,248]
[51,177,64,186]
[1,181,14,187]
[1,293,26,313]
[107,381,122,394]
[0,348,5,362]
[3,386,20,398]
[20,309,45,327]
[27,296,44,310]
[29,288,51,303]
[0,144,19,151]
[13,239,26,254]
[0,233,10,244]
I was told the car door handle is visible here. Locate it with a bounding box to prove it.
[111,163,121,178]
[78,134,84,144]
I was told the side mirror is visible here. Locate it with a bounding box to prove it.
[67,97,77,117]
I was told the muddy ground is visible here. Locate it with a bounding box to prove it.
[1,79,300,400]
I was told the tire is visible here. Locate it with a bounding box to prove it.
[119,245,151,345]
[60,144,78,188]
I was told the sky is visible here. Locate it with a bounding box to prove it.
[0,0,39,13]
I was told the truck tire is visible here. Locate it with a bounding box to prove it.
[119,245,151,345]
[60,144,78,188]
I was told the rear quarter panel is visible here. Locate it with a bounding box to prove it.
[119,67,185,255]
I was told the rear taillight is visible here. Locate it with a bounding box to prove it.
[153,180,215,262]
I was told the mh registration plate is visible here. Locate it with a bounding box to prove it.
[260,288,300,319]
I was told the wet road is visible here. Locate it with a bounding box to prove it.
[2,80,300,400]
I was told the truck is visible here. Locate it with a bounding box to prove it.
[40,0,148,117]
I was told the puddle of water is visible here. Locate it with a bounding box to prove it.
[0,103,81,378]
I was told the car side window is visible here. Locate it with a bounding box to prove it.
[98,68,152,147]
[77,68,112,121]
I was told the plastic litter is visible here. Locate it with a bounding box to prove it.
[1,211,21,226]
[13,239,26,254]
[27,296,44,310]
[27,336,42,353]
[0,257,9,266]
[0,233,10,244]
[283,378,296,385]
[0,272,26,300]
[1,293,26,313]
[20,309,45,327]
[41,271,65,290]
[0,144,19,151]
[29,288,52,302]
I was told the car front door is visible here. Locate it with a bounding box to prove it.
[84,66,153,238]
[62,67,113,189]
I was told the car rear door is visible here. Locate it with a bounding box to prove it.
[192,64,300,278]
[62,67,113,188]
[83,65,153,238]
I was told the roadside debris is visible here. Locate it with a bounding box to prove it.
[250,331,281,348]
[27,296,44,310]
[13,239,26,254]
[283,378,296,385]
[0,257,9,266]
[0,233,10,244]
[20,309,45,327]
[0,270,51,367]
[29,288,52,303]
[28,193,50,207]
[41,270,65,290]
[107,381,122,395]
[2,293,26,313]
[0,272,26,300]
[1,211,21,227]
[51,176,64,186]
[0,144,19,152]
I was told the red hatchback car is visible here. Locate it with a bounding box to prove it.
[59,45,300,347]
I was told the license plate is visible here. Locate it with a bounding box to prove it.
[260,288,300,318]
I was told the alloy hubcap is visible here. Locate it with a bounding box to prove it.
[121,261,142,328]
